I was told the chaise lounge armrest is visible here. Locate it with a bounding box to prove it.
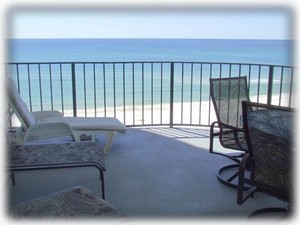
[24,122,76,143]
[32,110,63,121]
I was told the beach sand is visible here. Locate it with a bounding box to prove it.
[10,93,294,128]
[59,93,295,127]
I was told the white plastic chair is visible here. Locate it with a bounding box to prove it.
[7,77,127,154]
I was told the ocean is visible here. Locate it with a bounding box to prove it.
[8,38,293,65]
[7,38,294,115]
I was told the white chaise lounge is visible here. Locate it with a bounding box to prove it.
[7,77,127,154]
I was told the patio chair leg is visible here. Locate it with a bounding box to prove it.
[217,164,239,189]
[218,164,251,190]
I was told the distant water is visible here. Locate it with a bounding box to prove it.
[7,39,294,111]
[8,38,293,65]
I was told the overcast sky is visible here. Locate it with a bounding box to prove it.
[7,8,293,39]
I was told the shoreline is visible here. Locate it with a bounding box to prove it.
[10,93,294,127]
[60,93,294,126]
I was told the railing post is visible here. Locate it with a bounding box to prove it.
[71,63,77,117]
[267,65,274,105]
[170,62,174,127]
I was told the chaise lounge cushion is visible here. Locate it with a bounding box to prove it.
[9,186,126,218]
[39,116,127,133]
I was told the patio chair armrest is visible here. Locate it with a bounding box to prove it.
[32,110,63,121]
[233,128,247,151]
[24,122,75,142]
[221,122,244,133]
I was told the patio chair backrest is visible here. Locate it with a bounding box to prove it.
[210,76,250,128]
[242,101,294,198]
[7,77,36,128]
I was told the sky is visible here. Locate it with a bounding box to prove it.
[7,8,293,40]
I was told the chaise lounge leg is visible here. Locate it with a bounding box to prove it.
[103,131,115,154]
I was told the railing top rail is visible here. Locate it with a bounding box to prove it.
[6,61,294,68]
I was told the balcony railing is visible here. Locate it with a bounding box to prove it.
[6,61,295,127]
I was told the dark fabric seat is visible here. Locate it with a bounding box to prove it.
[209,76,250,189]
[8,142,106,199]
[238,101,294,217]
[9,186,126,218]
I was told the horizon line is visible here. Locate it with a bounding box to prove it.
[7,37,293,41]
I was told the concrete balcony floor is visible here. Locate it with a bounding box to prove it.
[7,127,288,220]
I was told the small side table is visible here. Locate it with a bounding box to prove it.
[8,142,106,199]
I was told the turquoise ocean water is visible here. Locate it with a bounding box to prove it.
[8,38,292,64]
[7,39,293,111]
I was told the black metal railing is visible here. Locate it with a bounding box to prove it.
[6,61,295,127]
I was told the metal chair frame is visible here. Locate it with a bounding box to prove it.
[209,76,250,189]
[8,142,106,199]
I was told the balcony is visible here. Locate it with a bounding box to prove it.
[6,61,295,219]
[6,61,295,127]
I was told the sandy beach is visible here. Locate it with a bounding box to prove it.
[12,94,296,127]
[58,93,295,127]
[10,93,294,129]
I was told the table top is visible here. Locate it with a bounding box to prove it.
[8,142,105,170]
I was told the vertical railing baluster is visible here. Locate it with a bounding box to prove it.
[169,62,174,127]
[236,65,242,127]
[132,63,135,125]
[93,63,96,117]
[288,67,294,107]
[38,64,43,111]
[83,63,87,117]
[226,64,231,125]
[103,63,107,117]
[160,63,163,124]
[142,63,145,125]
[71,63,77,117]
[59,63,64,114]
[181,63,184,124]
[248,65,252,96]
[199,63,203,125]
[27,64,33,111]
[279,66,284,106]
[236,64,242,127]
[49,64,54,111]
[122,63,126,123]
[257,65,262,103]
[190,63,193,124]
[113,63,116,118]
[151,63,154,125]
[208,63,213,125]
[16,64,20,90]
[267,65,274,105]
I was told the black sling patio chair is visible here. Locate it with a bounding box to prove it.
[209,76,250,189]
[237,101,294,218]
